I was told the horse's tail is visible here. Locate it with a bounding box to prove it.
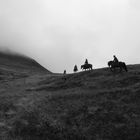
[124,63,128,72]
[121,62,128,72]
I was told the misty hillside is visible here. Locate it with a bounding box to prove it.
[0,51,50,77]
[0,58,140,139]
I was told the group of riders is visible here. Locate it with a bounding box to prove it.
[64,55,125,74]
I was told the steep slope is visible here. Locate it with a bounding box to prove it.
[0,51,50,80]
[0,64,140,140]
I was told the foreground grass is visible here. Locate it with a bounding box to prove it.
[0,66,140,140]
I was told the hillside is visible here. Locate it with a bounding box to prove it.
[0,59,140,139]
[0,51,50,73]
[0,52,50,81]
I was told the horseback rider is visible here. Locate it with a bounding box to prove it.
[63,70,66,74]
[74,65,78,72]
[85,59,88,65]
[113,55,119,64]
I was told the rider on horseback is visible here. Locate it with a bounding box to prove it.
[81,59,92,70]
[74,65,78,72]
[85,59,88,65]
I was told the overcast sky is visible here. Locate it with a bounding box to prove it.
[0,0,140,73]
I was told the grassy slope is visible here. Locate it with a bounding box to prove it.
[0,51,50,75]
[0,64,140,140]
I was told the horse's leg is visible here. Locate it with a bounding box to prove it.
[123,63,128,72]
[125,65,128,72]
[112,67,116,73]
[110,66,113,72]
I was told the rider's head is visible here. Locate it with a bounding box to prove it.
[113,55,116,58]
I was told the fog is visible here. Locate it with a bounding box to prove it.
[0,0,140,73]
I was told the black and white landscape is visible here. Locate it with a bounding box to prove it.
[0,52,139,139]
[1,0,140,139]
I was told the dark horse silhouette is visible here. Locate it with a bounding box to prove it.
[108,61,128,72]
[81,64,92,71]
[73,65,78,73]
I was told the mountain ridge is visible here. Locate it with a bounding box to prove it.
[0,51,51,74]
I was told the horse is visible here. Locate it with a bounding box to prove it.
[108,61,128,72]
[81,64,92,71]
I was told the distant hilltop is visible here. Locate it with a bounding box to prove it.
[0,51,51,74]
